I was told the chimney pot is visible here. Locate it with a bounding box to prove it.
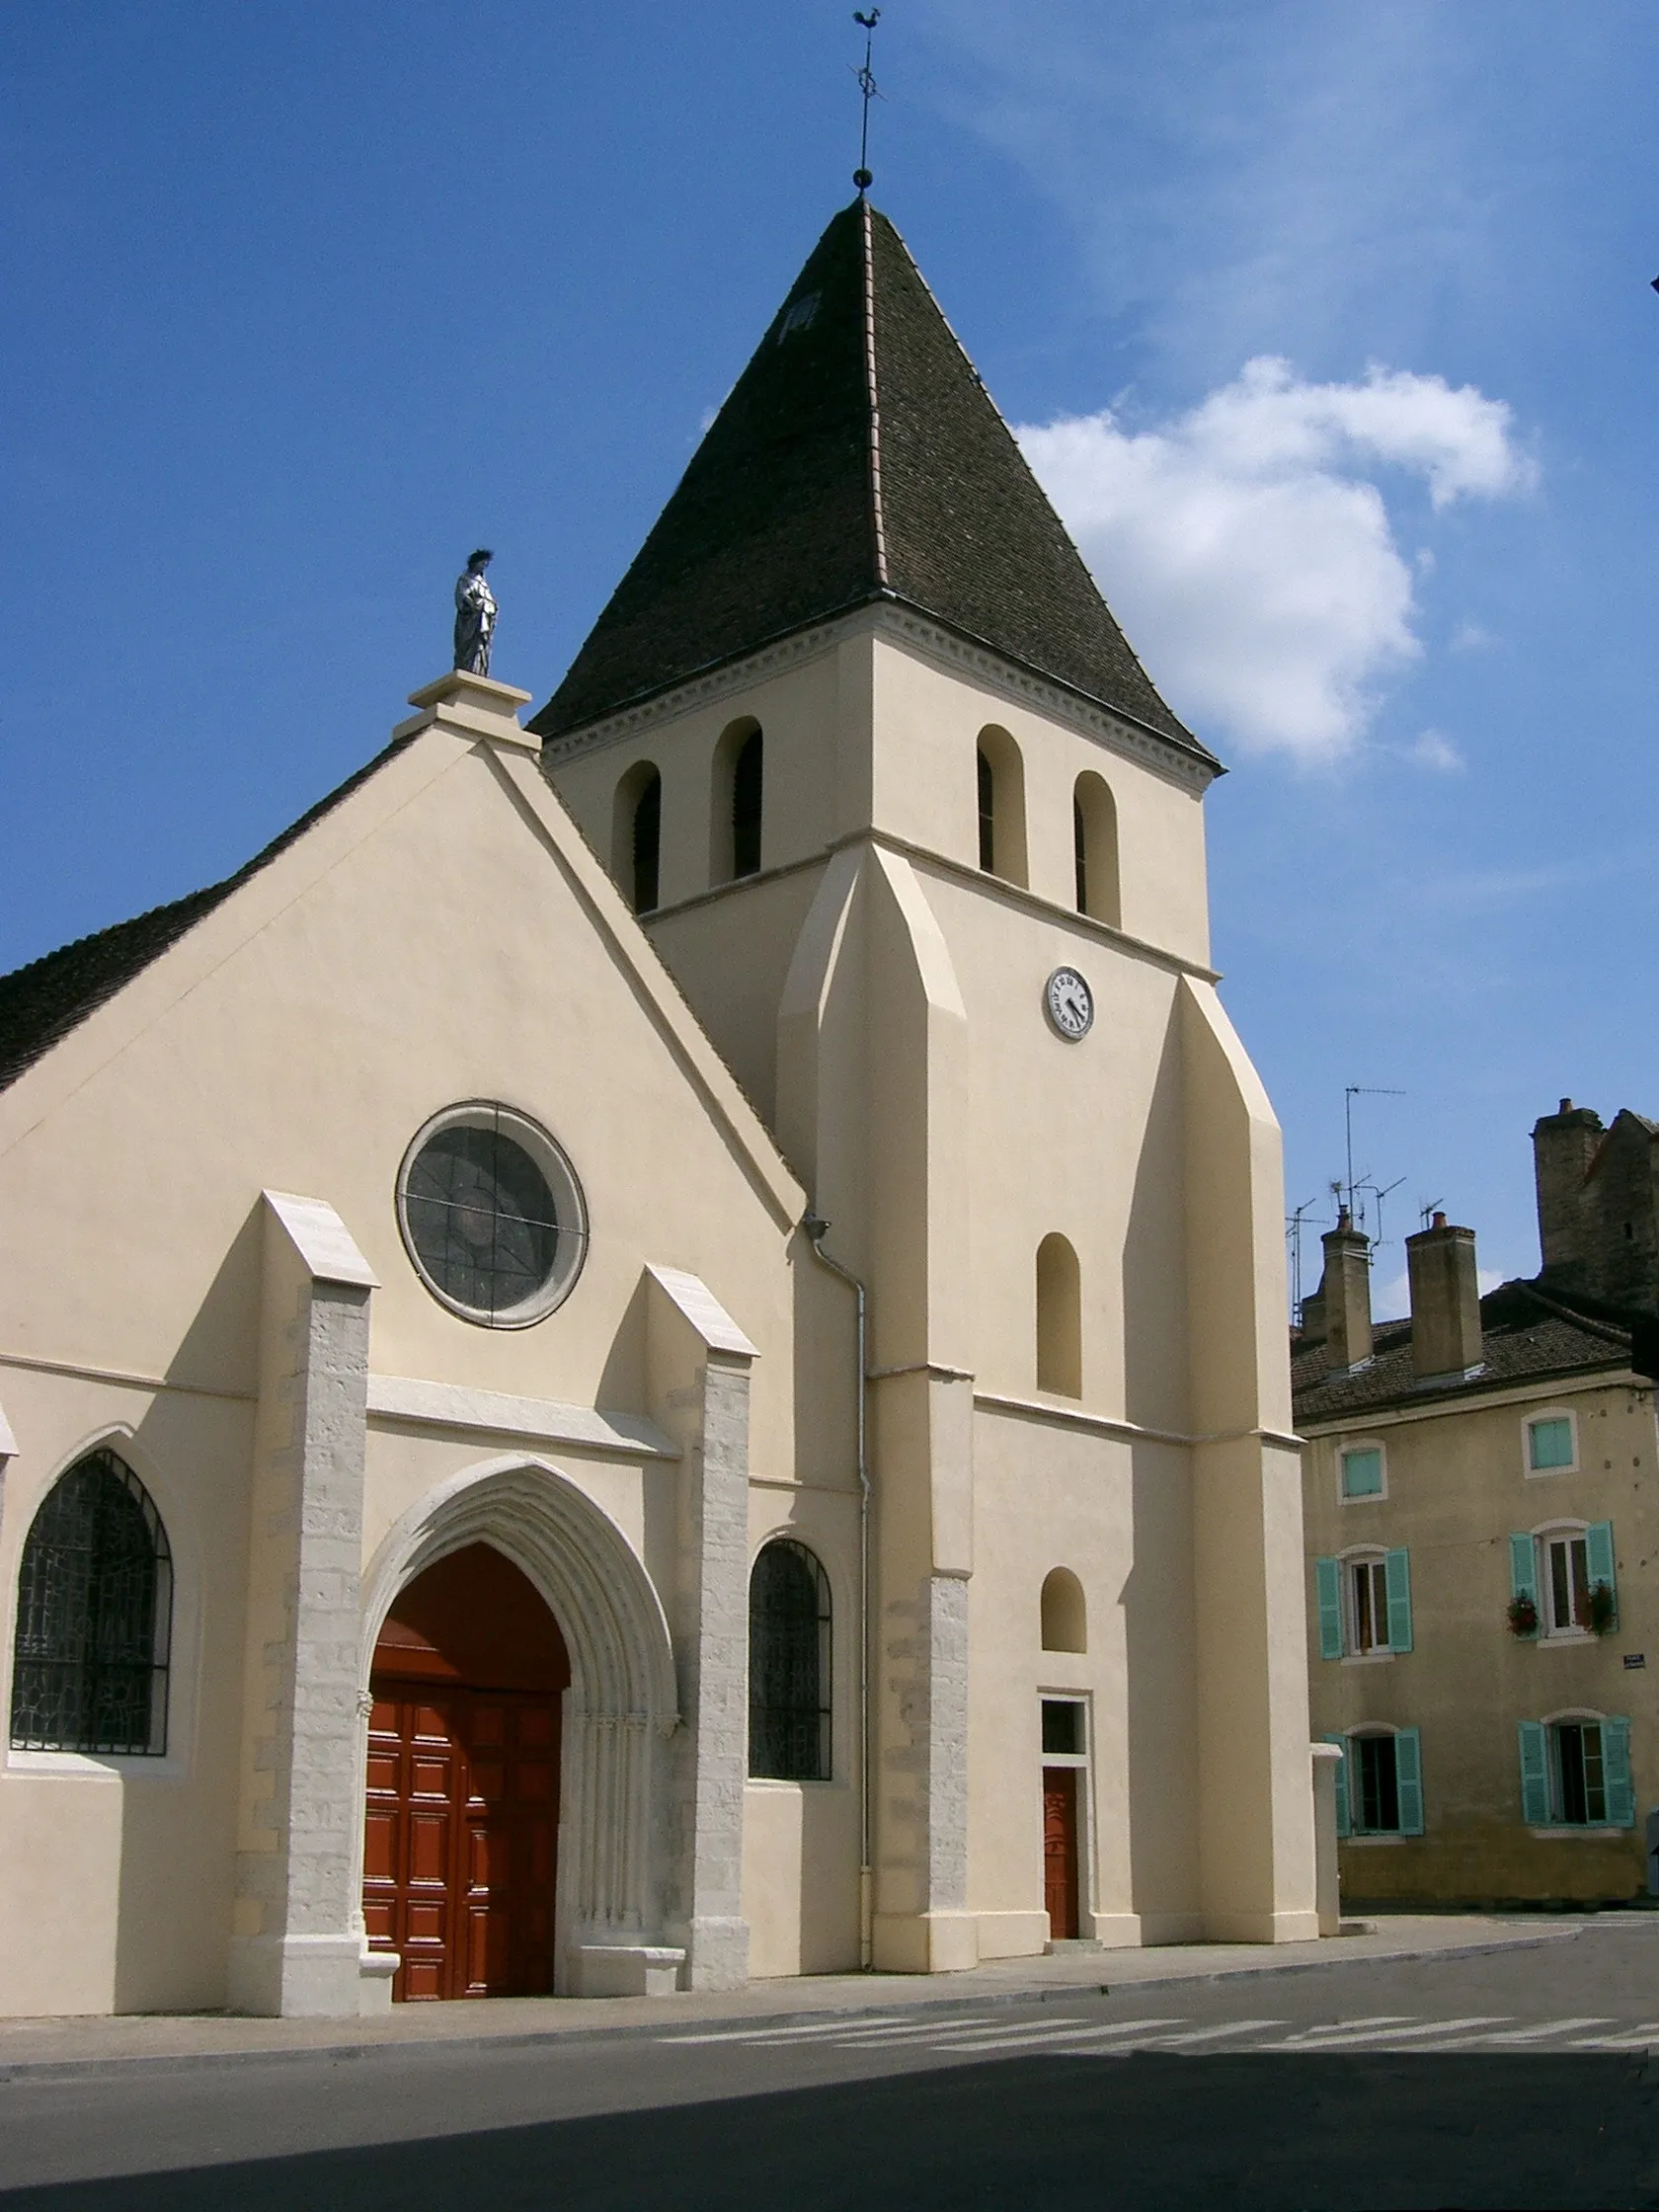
[1319,1215,1373,1374]
[1406,1212,1482,1381]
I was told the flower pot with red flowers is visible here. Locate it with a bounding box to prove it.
[1507,1594,1539,1638]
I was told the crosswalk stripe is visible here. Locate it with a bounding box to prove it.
[1287,2015,1417,2038]
[1270,2015,1508,2050]
[820,2015,1014,2047]
[926,2016,1182,2055]
[1565,2022,1659,2049]
[1138,2019,1286,2049]
[1472,2018,1611,2045]
[660,2014,915,2046]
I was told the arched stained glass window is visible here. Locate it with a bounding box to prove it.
[749,1540,830,1781]
[10,1448,172,1755]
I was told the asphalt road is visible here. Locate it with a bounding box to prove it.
[5,1920,1659,2208]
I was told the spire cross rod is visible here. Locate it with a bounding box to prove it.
[852,10,881,191]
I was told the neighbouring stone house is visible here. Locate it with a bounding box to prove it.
[1297,1107,1659,1905]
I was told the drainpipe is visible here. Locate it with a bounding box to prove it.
[802,1212,872,1970]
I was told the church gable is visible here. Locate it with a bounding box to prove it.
[0,675,800,1391]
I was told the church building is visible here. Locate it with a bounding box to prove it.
[0,198,1317,2016]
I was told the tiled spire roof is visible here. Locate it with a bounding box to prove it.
[531,199,1208,759]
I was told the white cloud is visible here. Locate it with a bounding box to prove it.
[1407,730,1464,773]
[1016,357,1534,762]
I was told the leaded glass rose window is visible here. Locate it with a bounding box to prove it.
[396,1103,587,1326]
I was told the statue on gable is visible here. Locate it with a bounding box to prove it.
[453,548,497,675]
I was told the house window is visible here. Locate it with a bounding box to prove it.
[10,1448,173,1756]
[1519,1715,1634,1828]
[1315,1548,1411,1659]
[1351,1557,1389,1655]
[749,1540,830,1781]
[1340,1445,1384,1500]
[1327,1727,1424,1837]
[1545,1531,1591,1634]
[1527,1414,1576,1473]
[1510,1521,1616,1639]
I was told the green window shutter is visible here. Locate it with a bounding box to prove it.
[1393,1727,1424,1835]
[1315,1557,1343,1660]
[1518,1720,1550,1826]
[1603,1717,1635,1828]
[1324,1734,1351,1838]
[1586,1521,1617,1623]
[1509,1533,1539,1610]
[1384,1548,1413,1653]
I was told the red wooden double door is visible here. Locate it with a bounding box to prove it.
[361,1543,571,2002]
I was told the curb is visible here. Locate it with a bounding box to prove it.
[0,1925,1583,2088]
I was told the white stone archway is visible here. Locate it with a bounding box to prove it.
[358,1455,680,1992]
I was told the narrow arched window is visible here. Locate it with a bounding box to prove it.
[732,730,763,879]
[749,1539,830,1780]
[1036,1232,1083,1397]
[631,770,661,913]
[978,746,995,872]
[1041,1568,1087,1653]
[1072,772,1120,926]
[611,760,663,914]
[975,727,1028,886]
[711,719,763,885]
[10,1448,172,1755]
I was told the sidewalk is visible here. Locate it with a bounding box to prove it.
[0,1915,1588,2082]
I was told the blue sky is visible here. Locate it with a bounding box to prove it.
[5,2,1655,1312]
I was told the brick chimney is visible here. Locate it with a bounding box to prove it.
[1320,1212,1373,1373]
[1406,1212,1482,1381]
[1532,1099,1603,1287]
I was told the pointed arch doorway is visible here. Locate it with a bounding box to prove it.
[362,1542,571,2001]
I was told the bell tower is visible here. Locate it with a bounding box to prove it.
[537,199,1316,1963]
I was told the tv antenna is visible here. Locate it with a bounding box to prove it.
[1344,1084,1405,1221]
[1286,1197,1319,1323]
[852,11,882,191]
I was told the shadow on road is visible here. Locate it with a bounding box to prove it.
[4,2049,1658,2210]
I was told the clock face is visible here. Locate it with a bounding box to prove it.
[1045,967,1094,1041]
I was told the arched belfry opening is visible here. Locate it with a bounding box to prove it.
[1072,771,1120,927]
[711,718,763,884]
[363,1542,571,2002]
[975,726,1028,887]
[612,760,662,914]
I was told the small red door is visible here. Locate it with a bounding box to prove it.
[1043,1767,1080,1940]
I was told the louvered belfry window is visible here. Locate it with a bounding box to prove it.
[749,1540,830,1781]
[10,1448,172,1755]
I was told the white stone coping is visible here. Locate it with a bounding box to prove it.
[0,1392,16,1459]
[646,1265,758,1359]
[366,1375,678,1461]
[264,1191,380,1290]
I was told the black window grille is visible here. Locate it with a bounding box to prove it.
[632,769,661,914]
[403,1111,562,1320]
[732,732,763,879]
[10,1448,172,1755]
[749,1540,830,1780]
[977,748,995,872]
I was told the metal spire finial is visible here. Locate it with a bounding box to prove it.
[852,10,881,193]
